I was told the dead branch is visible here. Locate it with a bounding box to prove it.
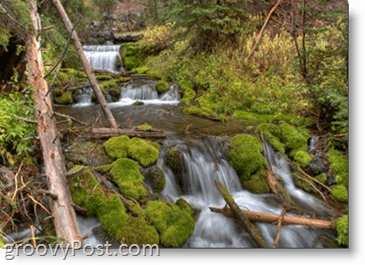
[53,112,87,126]
[14,115,38,124]
[272,207,287,248]
[66,166,85,177]
[247,0,283,61]
[90,127,166,138]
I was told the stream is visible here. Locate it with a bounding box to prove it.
[52,45,337,248]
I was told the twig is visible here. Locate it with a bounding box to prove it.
[294,173,328,203]
[43,14,81,79]
[30,224,36,247]
[11,161,23,201]
[45,64,61,97]
[297,166,331,191]
[53,112,87,126]
[66,166,85,177]
[27,194,52,215]
[247,0,283,60]
[38,189,58,200]
[14,115,38,124]
[272,207,287,248]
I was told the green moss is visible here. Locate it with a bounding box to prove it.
[142,200,195,247]
[67,141,112,166]
[94,163,113,174]
[55,91,73,105]
[165,147,186,181]
[242,171,270,194]
[68,166,129,241]
[110,158,148,203]
[181,89,196,106]
[103,136,130,159]
[52,88,64,97]
[175,198,197,219]
[330,184,348,203]
[156,80,170,93]
[228,134,267,182]
[121,217,159,246]
[183,106,219,120]
[327,148,348,186]
[133,123,153,131]
[126,199,144,216]
[145,167,166,194]
[256,123,285,154]
[147,70,166,80]
[233,110,274,123]
[0,238,4,248]
[315,173,327,184]
[292,150,312,167]
[293,173,315,193]
[95,74,113,80]
[131,66,150,75]
[179,80,193,91]
[128,137,159,167]
[335,214,348,246]
[123,56,142,70]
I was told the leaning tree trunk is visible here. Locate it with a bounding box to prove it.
[51,0,118,129]
[26,0,81,246]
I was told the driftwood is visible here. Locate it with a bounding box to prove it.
[90,127,166,138]
[209,207,334,229]
[51,0,118,129]
[214,180,268,248]
[26,0,81,246]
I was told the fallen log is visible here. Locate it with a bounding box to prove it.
[209,207,334,229]
[214,180,267,248]
[90,127,166,138]
[26,0,81,246]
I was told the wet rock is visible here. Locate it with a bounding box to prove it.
[305,151,329,176]
[165,146,188,193]
[144,166,166,194]
[113,34,143,43]
[92,226,120,247]
[133,101,144,105]
[66,141,113,166]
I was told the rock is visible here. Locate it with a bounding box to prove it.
[133,101,144,105]
[119,14,128,22]
[92,226,120,248]
[113,34,143,43]
[144,166,166,194]
[105,40,114,45]
[66,141,113,166]
[305,151,329,176]
[165,146,188,193]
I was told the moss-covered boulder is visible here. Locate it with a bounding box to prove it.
[256,123,285,154]
[335,214,348,246]
[133,123,153,132]
[327,148,348,186]
[121,217,159,246]
[242,171,270,194]
[179,80,195,106]
[280,122,312,167]
[156,80,169,93]
[175,198,197,219]
[182,106,219,120]
[330,184,348,203]
[66,141,112,166]
[68,166,129,241]
[142,200,195,247]
[103,135,130,159]
[144,166,166,194]
[165,146,188,192]
[121,43,142,70]
[110,158,148,203]
[55,91,73,105]
[128,137,159,167]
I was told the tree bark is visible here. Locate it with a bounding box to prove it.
[209,207,334,229]
[214,180,268,248]
[51,0,118,129]
[26,0,81,246]
[90,127,166,138]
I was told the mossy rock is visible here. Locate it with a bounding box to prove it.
[144,166,166,194]
[242,171,270,194]
[179,80,193,91]
[293,173,315,193]
[142,200,195,247]
[126,199,143,216]
[335,214,348,246]
[182,106,218,120]
[327,148,348,186]
[330,184,348,203]
[133,123,153,132]
[175,198,197,219]
[181,89,196,106]
[228,134,267,182]
[165,146,188,192]
[123,56,142,70]
[291,150,313,168]
[68,166,129,241]
[66,141,112,166]
[128,137,159,167]
[110,158,148,203]
[147,70,166,80]
[55,91,73,105]
[131,66,150,75]
[103,136,130,159]
[156,80,169,93]
[95,74,113,80]
[256,123,285,154]
[52,88,64,97]
[315,173,327,184]
[121,217,159,246]
[314,235,340,248]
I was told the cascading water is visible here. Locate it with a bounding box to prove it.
[73,86,94,107]
[159,137,336,248]
[83,45,123,73]
[112,79,180,106]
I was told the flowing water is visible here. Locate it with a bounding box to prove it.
[60,45,337,248]
[83,45,123,73]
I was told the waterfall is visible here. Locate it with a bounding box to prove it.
[114,79,180,106]
[83,45,123,73]
[159,137,336,248]
[73,86,93,107]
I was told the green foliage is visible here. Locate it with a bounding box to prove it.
[121,43,142,70]
[0,90,36,163]
[228,134,267,187]
[110,158,148,203]
[0,25,11,49]
[335,214,348,246]
[142,200,195,247]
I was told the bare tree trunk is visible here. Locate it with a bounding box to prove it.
[26,0,81,246]
[51,0,118,129]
